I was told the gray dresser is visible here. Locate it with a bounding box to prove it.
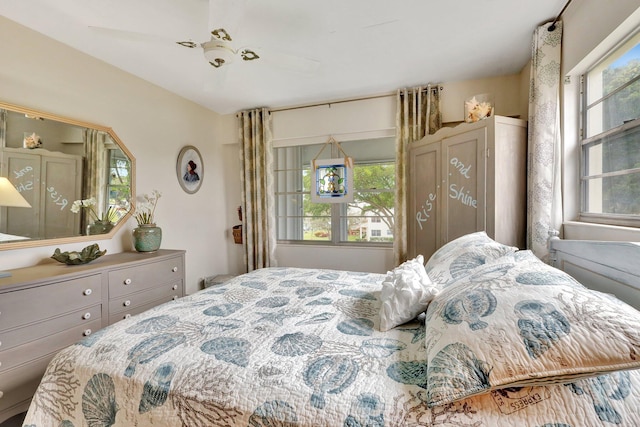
[0,249,185,423]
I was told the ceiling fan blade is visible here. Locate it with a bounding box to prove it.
[88,26,184,45]
[255,47,320,75]
[208,0,248,38]
[203,66,229,92]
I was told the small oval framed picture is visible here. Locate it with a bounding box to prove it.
[176,145,203,194]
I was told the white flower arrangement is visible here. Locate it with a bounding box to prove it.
[70,197,118,223]
[134,190,162,226]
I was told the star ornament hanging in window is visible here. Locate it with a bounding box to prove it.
[311,158,354,203]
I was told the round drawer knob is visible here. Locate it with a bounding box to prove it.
[172,267,178,273]
[124,314,131,319]
[0,391,3,399]
[172,284,178,290]
[83,312,91,320]
[173,295,178,300]
[84,329,92,336]
[124,300,131,307]
[83,288,92,296]
[124,278,132,285]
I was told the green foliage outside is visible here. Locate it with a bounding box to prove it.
[302,163,395,241]
[601,58,640,214]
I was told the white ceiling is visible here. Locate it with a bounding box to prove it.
[1,0,566,115]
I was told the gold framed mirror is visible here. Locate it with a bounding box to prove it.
[0,101,135,250]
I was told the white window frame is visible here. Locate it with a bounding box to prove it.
[579,28,640,228]
[274,139,395,247]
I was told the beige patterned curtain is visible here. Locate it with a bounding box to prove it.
[394,85,442,265]
[527,21,563,261]
[83,129,108,225]
[238,108,277,272]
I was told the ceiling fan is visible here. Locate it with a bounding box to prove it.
[176,27,260,69]
[87,0,320,75]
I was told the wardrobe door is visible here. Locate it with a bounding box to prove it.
[41,154,82,238]
[1,150,41,238]
[440,127,487,244]
[408,141,441,261]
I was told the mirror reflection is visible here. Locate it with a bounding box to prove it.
[0,102,134,248]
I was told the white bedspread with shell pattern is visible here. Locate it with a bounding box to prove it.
[23,267,640,426]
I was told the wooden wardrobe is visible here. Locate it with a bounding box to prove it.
[407,115,527,260]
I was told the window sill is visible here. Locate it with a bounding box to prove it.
[277,240,392,249]
[562,221,640,242]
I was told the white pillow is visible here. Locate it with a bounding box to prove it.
[379,255,439,331]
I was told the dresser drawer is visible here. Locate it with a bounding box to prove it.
[0,317,101,374]
[0,274,101,332]
[0,354,52,416]
[109,257,183,298]
[0,304,101,354]
[109,294,180,325]
[109,281,181,315]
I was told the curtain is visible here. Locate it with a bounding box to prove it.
[394,85,442,265]
[83,129,108,225]
[238,107,277,272]
[527,21,563,261]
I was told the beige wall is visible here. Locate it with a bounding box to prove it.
[271,74,528,272]
[0,16,241,294]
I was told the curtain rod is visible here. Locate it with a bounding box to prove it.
[548,0,573,31]
[270,85,443,113]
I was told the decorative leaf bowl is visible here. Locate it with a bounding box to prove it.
[51,243,107,265]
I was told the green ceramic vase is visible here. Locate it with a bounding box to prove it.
[87,220,114,235]
[133,224,162,252]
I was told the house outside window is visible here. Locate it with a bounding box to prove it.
[274,137,395,245]
[581,29,640,227]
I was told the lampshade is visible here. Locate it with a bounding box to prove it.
[0,177,31,208]
[0,177,30,279]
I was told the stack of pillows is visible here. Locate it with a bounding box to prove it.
[379,231,516,332]
[379,231,640,407]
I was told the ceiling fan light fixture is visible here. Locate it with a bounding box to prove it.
[202,40,235,67]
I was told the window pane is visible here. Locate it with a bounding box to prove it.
[584,125,640,176]
[585,78,640,138]
[584,172,640,214]
[582,30,640,225]
[108,150,131,220]
[583,126,640,215]
[274,137,395,244]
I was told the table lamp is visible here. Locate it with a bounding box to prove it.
[0,176,31,278]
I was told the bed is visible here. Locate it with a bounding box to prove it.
[22,232,640,426]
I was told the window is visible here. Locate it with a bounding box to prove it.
[107,149,132,222]
[581,29,640,227]
[275,137,395,244]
